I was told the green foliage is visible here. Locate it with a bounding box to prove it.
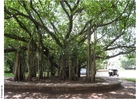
[4,0,136,80]
[120,57,136,69]
[125,52,136,59]
[96,59,104,70]
[4,53,15,72]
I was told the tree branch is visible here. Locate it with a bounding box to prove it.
[4,33,28,42]
[106,45,136,51]
[69,19,92,43]
[65,15,73,40]
[4,6,30,19]
[105,49,135,59]
[4,48,17,53]
[60,1,70,18]
[30,0,45,26]
[103,31,124,50]
[72,0,80,12]
[4,6,31,37]
[4,46,27,53]
[50,22,59,34]
[96,0,130,28]
[77,20,92,36]
[5,4,63,48]
[64,1,72,11]
[60,1,74,40]
[79,26,97,44]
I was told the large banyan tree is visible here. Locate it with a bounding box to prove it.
[4,0,135,82]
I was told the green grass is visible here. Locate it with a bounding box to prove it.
[4,73,14,77]
[123,78,136,82]
[4,73,28,78]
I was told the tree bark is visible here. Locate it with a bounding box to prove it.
[59,54,66,80]
[38,48,43,79]
[27,39,36,81]
[37,26,44,79]
[86,23,91,81]
[77,64,81,78]
[69,56,72,80]
[14,49,25,81]
[91,26,97,82]
[27,27,36,81]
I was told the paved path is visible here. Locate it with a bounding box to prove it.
[96,70,136,78]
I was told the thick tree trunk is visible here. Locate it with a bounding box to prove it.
[86,24,91,81]
[91,26,97,82]
[38,48,43,79]
[38,62,43,79]
[71,58,75,80]
[86,23,97,82]
[27,28,36,81]
[14,49,25,81]
[47,58,50,77]
[69,57,72,80]
[72,53,78,80]
[37,27,44,79]
[77,63,81,77]
[91,60,96,82]
[62,55,66,80]
[50,57,55,76]
[59,54,66,80]
[27,41,37,81]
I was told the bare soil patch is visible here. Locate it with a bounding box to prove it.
[5,76,105,84]
[4,80,135,99]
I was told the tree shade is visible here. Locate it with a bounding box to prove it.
[4,0,136,82]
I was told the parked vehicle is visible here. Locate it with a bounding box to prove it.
[108,69,119,77]
[80,68,86,75]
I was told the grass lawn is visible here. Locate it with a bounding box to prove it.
[123,78,136,82]
[4,73,28,78]
[4,73,14,77]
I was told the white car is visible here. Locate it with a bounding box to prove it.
[80,68,86,75]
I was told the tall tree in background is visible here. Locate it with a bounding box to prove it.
[4,0,136,82]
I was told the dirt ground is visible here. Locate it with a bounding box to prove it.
[4,79,135,99]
